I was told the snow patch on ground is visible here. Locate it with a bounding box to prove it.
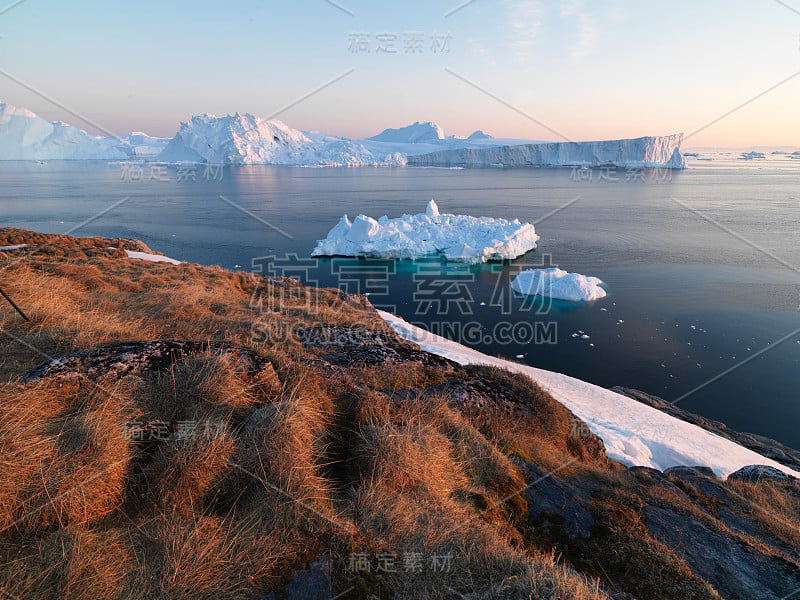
[511,268,607,302]
[312,200,539,263]
[124,250,181,265]
[379,311,800,480]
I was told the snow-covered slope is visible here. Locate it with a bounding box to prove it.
[380,311,799,479]
[408,134,686,169]
[312,200,539,263]
[368,121,446,143]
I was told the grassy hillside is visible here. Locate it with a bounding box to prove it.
[0,229,798,600]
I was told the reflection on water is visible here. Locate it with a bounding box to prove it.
[1,162,799,447]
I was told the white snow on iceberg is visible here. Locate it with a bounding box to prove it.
[511,268,607,302]
[157,112,405,166]
[312,200,539,263]
[0,101,686,169]
[379,311,800,480]
[368,121,446,143]
[0,102,170,160]
[0,102,126,160]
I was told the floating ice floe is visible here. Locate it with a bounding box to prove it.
[511,268,606,302]
[311,200,539,263]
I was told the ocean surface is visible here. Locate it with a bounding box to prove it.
[2,158,799,448]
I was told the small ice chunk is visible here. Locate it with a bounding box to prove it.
[511,268,606,302]
[426,199,440,217]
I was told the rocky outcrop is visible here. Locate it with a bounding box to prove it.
[296,325,457,369]
[644,505,800,600]
[728,464,796,483]
[514,457,800,600]
[23,340,277,384]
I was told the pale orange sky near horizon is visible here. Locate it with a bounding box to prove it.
[2,0,799,147]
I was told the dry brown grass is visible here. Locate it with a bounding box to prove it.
[345,396,606,599]
[4,228,792,599]
[726,479,800,549]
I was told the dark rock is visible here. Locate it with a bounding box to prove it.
[261,554,332,600]
[718,507,770,542]
[664,466,717,479]
[664,466,732,504]
[296,326,457,369]
[514,459,600,540]
[728,465,796,483]
[23,339,271,383]
[644,505,800,600]
[613,386,800,473]
[428,376,539,416]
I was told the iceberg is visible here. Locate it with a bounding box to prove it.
[117,132,169,158]
[0,102,126,160]
[312,200,539,263]
[157,112,404,166]
[0,102,686,170]
[511,268,607,302]
[739,151,766,160]
[368,121,446,143]
[0,102,169,160]
[467,130,494,140]
[407,134,686,169]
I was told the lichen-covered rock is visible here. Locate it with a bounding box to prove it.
[728,464,796,483]
[23,340,272,383]
[296,326,456,369]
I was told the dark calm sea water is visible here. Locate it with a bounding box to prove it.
[2,160,799,448]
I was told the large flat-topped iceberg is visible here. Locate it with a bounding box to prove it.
[408,135,686,169]
[312,200,539,263]
[511,268,607,302]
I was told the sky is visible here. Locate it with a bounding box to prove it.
[1,0,799,147]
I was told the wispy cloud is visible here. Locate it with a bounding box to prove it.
[560,0,600,61]
[502,0,545,62]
